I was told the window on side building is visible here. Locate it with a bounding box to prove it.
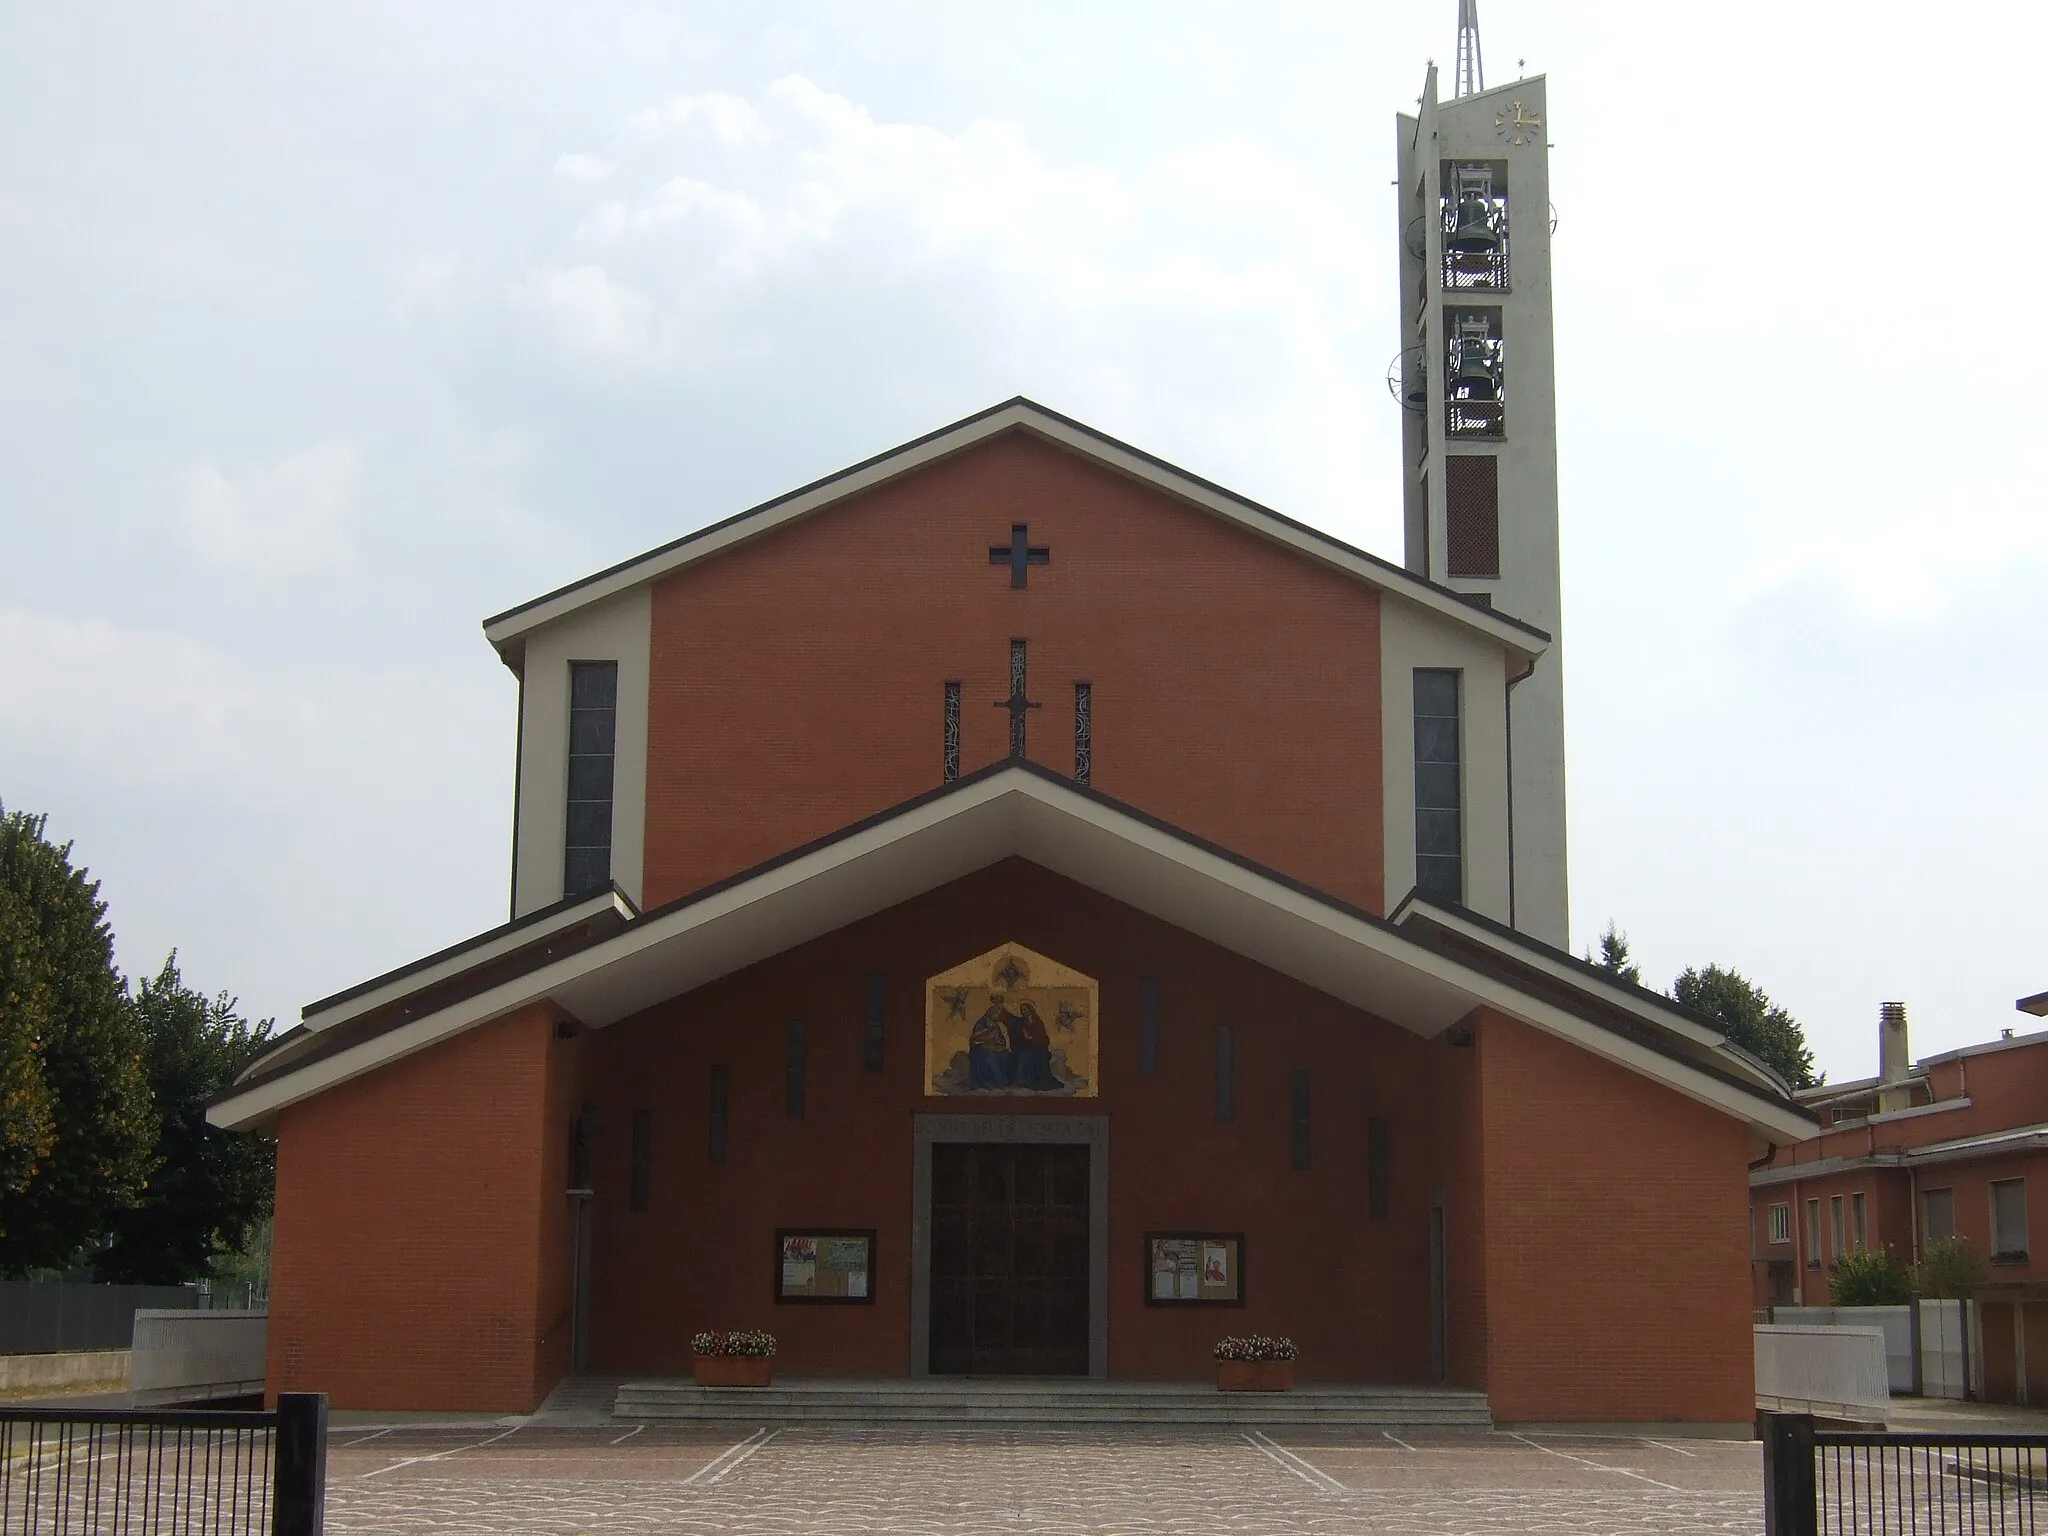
[1413,669,1462,904]
[1992,1178,2030,1262]
[1923,1187,1956,1243]
[565,660,619,897]
[1805,1199,1822,1269]
[1852,1191,1868,1251]
[1829,1194,1845,1259]
[1769,1203,1790,1245]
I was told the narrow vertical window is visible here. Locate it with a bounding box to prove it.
[943,681,961,783]
[1214,1025,1234,1123]
[568,1101,596,1191]
[1368,1116,1391,1218]
[1413,669,1462,903]
[565,661,619,897]
[1805,1198,1821,1268]
[1074,683,1092,785]
[709,1065,729,1166]
[1829,1194,1845,1258]
[628,1109,652,1212]
[786,1020,807,1119]
[1852,1190,1867,1251]
[1138,976,1159,1077]
[1291,1071,1311,1171]
[864,972,886,1073]
[1007,639,1029,758]
[1993,1178,2030,1260]
[1924,1187,1956,1242]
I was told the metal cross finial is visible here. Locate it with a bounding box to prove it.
[989,523,1050,588]
[1454,0,1484,98]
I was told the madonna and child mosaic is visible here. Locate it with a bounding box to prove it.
[924,943,1098,1097]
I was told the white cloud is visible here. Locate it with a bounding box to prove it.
[182,441,359,575]
[495,76,1380,519]
[553,152,614,184]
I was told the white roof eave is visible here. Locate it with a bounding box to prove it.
[209,768,1802,1142]
[479,401,1550,669]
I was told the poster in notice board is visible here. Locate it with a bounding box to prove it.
[1144,1232,1244,1306]
[774,1229,877,1303]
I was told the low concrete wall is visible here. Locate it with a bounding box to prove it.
[0,1349,130,1394]
[1773,1306,1914,1392]
[1756,1323,1890,1423]
[131,1309,266,1406]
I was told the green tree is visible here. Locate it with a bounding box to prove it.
[96,955,276,1284]
[1588,922,1642,986]
[1829,1244,1915,1305]
[1672,963,1819,1091]
[0,805,155,1274]
[1915,1236,1991,1299]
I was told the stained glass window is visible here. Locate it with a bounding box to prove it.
[1074,682,1092,785]
[943,682,961,782]
[1008,639,1028,758]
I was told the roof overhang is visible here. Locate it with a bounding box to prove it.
[2019,991,2048,1018]
[210,764,1809,1142]
[479,399,1550,672]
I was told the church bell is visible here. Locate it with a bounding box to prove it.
[1451,330,1497,400]
[1448,192,1499,254]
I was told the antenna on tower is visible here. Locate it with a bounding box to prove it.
[1454,0,1484,97]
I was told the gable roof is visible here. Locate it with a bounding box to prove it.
[211,760,1809,1142]
[480,398,1551,670]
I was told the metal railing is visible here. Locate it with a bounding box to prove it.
[0,1393,325,1536]
[1445,399,1504,438]
[1765,1411,2048,1536]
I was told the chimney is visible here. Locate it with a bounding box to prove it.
[1878,1001,1912,1112]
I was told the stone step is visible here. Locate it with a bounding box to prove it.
[611,1381,1492,1427]
[619,1404,1493,1426]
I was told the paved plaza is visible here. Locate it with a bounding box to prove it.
[324,1422,1764,1535]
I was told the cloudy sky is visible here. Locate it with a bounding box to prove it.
[3,0,2042,1083]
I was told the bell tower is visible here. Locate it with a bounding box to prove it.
[1392,7,1569,945]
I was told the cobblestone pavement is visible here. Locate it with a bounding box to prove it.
[324,1423,1764,1534]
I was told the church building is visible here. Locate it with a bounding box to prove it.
[211,41,1813,1427]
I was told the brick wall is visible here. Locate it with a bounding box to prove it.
[641,430,1385,914]
[1474,1009,1754,1424]
[581,859,1442,1383]
[267,1002,582,1412]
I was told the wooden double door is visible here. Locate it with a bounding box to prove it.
[929,1143,1089,1375]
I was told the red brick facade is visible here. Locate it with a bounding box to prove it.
[642,431,1385,912]
[259,427,1769,1421]
[1474,1011,1754,1423]
[267,1002,586,1412]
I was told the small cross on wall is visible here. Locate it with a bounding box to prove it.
[989,523,1050,589]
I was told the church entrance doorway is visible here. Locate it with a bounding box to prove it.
[928,1143,1090,1375]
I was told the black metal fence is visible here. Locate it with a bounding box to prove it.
[0,1283,200,1356]
[0,1393,325,1536]
[1765,1411,2048,1536]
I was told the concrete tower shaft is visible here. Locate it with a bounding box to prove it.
[1394,63,1569,946]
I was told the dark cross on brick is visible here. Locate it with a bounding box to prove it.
[994,638,1039,758]
[989,523,1050,588]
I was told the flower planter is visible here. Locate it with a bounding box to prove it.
[693,1355,773,1388]
[1216,1359,1293,1392]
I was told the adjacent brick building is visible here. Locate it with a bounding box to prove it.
[214,402,1811,1425]
[1750,995,2048,1403]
